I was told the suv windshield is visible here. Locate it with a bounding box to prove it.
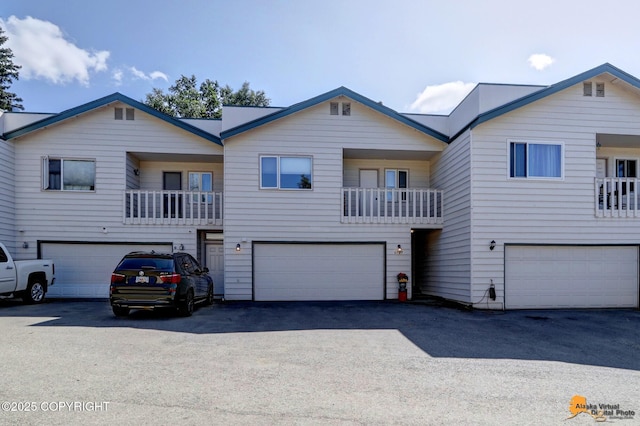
[116,257,174,272]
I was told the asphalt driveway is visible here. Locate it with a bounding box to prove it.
[0,298,638,425]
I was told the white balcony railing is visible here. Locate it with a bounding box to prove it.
[342,188,443,224]
[124,190,223,225]
[595,178,640,217]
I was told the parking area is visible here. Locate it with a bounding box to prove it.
[0,298,639,425]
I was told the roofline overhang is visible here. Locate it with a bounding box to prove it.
[2,92,222,145]
[220,86,449,143]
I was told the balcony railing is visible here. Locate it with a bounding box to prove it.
[124,190,223,225]
[595,178,640,217]
[342,188,443,224]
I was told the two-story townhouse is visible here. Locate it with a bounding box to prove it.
[2,94,225,298]
[2,63,639,309]
[220,87,447,301]
[424,63,640,309]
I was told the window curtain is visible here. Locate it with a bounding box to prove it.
[528,144,561,177]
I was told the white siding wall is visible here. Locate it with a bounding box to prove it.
[425,130,472,302]
[0,138,15,253]
[224,100,443,300]
[470,79,640,308]
[12,102,223,261]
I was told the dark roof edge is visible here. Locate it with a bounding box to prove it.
[3,92,222,145]
[468,63,637,132]
[220,86,449,143]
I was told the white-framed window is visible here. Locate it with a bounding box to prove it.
[189,172,213,203]
[42,157,96,191]
[385,169,408,201]
[260,156,312,190]
[509,140,563,179]
[615,158,637,178]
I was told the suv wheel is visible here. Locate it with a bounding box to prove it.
[112,306,130,317]
[205,284,214,306]
[178,290,194,317]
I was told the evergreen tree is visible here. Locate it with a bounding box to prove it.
[0,27,23,111]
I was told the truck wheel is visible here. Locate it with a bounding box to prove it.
[178,290,194,317]
[23,280,46,304]
[112,306,130,317]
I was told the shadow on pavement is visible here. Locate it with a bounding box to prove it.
[1,297,639,371]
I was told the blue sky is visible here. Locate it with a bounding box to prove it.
[3,0,640,115]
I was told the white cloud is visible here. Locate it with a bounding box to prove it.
[528,54,555,71]
[112,69,124,85]
[149,71,169,81]
[409,81,476,114]
[129,67,168,82]
[1,15,110,86]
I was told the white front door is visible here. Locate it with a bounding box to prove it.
[596,158,606,179]
[206,242,224,298]
[360,169,378,188]
[360,170,378,216]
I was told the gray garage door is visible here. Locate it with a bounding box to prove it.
[253,243,385,301]
[42,242,172,298]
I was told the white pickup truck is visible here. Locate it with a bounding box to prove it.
[0,242,55,304]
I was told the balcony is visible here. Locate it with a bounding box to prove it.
[342,188,443,225]
[595,178,640,218]
[124,190,223,225]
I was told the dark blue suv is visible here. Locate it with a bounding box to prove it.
[110,251,213,317]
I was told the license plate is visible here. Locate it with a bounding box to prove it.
[135,276,149,284]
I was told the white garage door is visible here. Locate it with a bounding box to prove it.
[41,242,172,298]
[505,245,639,309]
[254,243,385,301]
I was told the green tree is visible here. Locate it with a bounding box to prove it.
[0,27,23,111]
[144,76,269,118]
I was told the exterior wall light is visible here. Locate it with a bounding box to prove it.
[490,240,496,251]
[235,243,241,252]
[396,244,403,254]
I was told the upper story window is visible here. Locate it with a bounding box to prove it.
[509,141,563,179]
[260,156,312,190]
[385,169,408,201]
[43,157,96,191]
[189,171,213,203]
